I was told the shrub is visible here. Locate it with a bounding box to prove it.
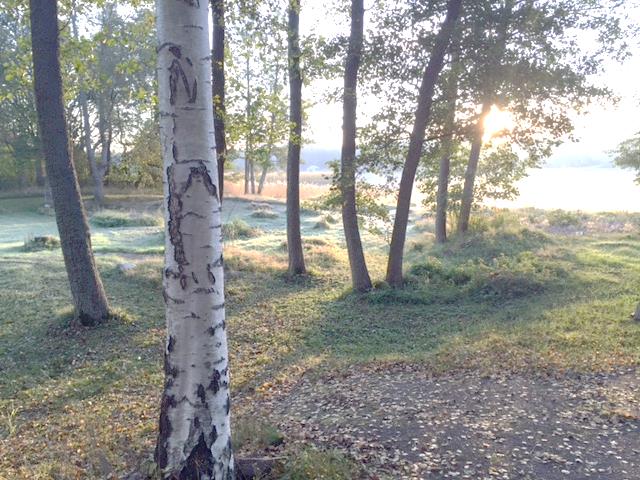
[222,219,261,241]
[313,219,330,230]
[547,209,584,228]
[23,235,60,252]
[90,210,161,228]
[250,209,279,219]
[283,449,357,480]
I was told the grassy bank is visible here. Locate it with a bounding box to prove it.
[0,196,639,478]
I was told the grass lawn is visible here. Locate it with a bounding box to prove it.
[0,195,639,478]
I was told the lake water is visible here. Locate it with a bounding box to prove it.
[485,167,640,212]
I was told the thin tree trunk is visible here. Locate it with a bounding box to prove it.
[458,100,491,234]
[286,0,306,275]
[634,302,640,321]
[211,0,227,202]
[341,0,371,292]
[71,7,104,205]
[35,156,45,187]
[104,128,112,185]
[435,74,458,244]
[154,1,233,478]
[250,159,255,194]
[29,0,110,326]
[257,65,282,197]
[458,1,511,234]
[244,53,251,195]
[244,156,249,194]
[385,0,463,287]
[257,163,268,194]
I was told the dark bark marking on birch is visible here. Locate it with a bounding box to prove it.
[196,383,207,405]
[207,320,225,335]
[194,287,215,294]
[167,335,175,353]
[184,164,218,198]
[179,433,214,479]
[207,263,216,284]
[168,49,197,105]
[167,165,187,266]
[164,353,179,379]
[208,369,221,394]
[179,0,200,7]
[225,394,230,415]
[156,393,176,469]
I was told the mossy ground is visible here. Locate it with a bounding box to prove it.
[0,195,639,478]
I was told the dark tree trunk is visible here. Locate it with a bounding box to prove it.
[71,7,104,206]
[211,0,226,202]
[35,156,45,187]
[250,160,255,194]
[286,0,306,275]
[385,0,463,287]
[244,156,249,194]
[103,125,112,186]
[244,54,251,196]
[435,74,459,244]
[257,163,268,194]
[29,0,110,326]
[341,0,371,292]
[435,142,452,243]
[458,100,491,234]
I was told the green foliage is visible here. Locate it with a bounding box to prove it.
[23,235,60,252]
[420,142,528,216]
[109,120,162,188]
[232,418,283,451]
[282,449,358,480]
[90,210,161,228]
[305,161,392,239]
[223,219,262,241]
[547,209,586,228]
[613,132,640,183]
[2,197,640,477]
[251,209,279,219]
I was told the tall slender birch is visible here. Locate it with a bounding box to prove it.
[154,1,233,478]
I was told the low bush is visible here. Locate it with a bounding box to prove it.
[222,219,262,241]
[23,235,60,252]
[90,210,161,228]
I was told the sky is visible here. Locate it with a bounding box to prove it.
[301,2,640,169]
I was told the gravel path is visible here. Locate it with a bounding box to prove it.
[250,366,640,479]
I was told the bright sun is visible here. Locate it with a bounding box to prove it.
[482,105,515,143]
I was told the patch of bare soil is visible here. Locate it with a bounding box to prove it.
[247,366,640,479]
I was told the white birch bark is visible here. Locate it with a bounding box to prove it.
[155,1,233,478]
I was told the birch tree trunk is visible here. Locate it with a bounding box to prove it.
[385,0,462,287]
[458,100,491,234]
[341,0,371,292]
[286,0,306,275]
[154,1,233,478]
[211,0,227,202]
[29,0,110,326]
